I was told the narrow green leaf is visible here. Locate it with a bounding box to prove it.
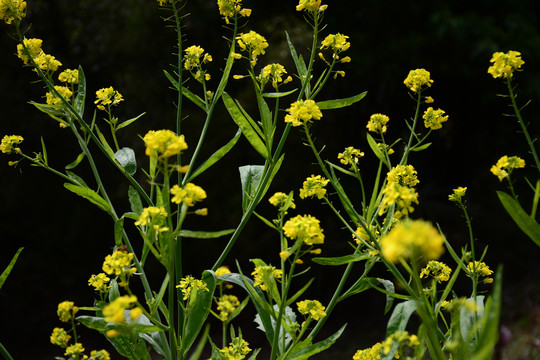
[28,101,69,126]
[163,69,180,88]
[239,165,265,212]
[366,133,388,167]
[410,142,432,152]
[286,324,346,360]
[214,49,236,101]
[176,229,235,239]
[183,86,207,111]
[64,183,111,213]
[262,89,298,98]
[128,186,144,215]
[285,278,314,307]
[312,253,371,266]
[261,154,284,201]
[114,147,137,175]
[187,324,210,360]
[66,170,88,187]
[94,124,115,159]
[40,137,48,166]
[114,217,124,246]
[386,300,417,336]
[65,152,85,170]
[116,112,145,131]
[254,211,278,231]
[0,247,23,291]
[497,191,540,246]
[74,65,86,118]
[316,91,367,110]
[285,31,305,79]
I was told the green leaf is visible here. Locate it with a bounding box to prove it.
[497,191,540,246]
[312,253,371,266]
[386,300,417,336]
[183,86,207,111]
[187,129,242,183]
[65,152,85,170]
[114,217,124,246]
[94,124,116,159]
[316,92,367,110]
[366,133,388,167]
[64,183,111,213]
[116,112,145,131]
[128,186,144,215]
[410,142,432,152]
[285,278,313,307]
[115,147,137,175]
[262,89,298,98]
[285,32,308,88]
[222,92,269,159]
[40,137,48,166]
[28,101,69,126]
[239,165,265,212]
[77,313,161,333]
[176,229,235,239]
[74,65,86,118]
[0,247,23,291]
[285,324,346,360]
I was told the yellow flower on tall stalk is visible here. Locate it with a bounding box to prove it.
[284,99,323,127]
[296,0,326,14]
[488,50,524,79]
[0,135,23,154]
[88,273,111,293]
[95,86,124,110]
[57,301,79,323]
[299,174,329,199]
[236,30,268,65]
[220,336,252,360]
[16,38,42,65]
[143,129,188,159]
[33,52,62,72]
[380,219,444,263]
[352,342,383,360]
[252,265,282,291]
[420,260,452,283]
[378,183,419,218]
[58,68,79,84]
[215,265,231,277]
[297,299,326,320]
[176,275,209,300]
[102,250,136,286]
[386,164,419,187]
[467,261,494,283]
[283,214,325,245]
[338,146,364,166]
[0,0,26,24]
[269,192,296,209]
[490,155,525,181]
[448,186,467,202]
[216,294,240,322]
[353,224,379,246]
[366,113,389,134]
[45,86,73,106]
[134,206,168,229]
[170,183,207,206]
[50,327,71,348]
[257,63,292,89]
[64,343,85,359]
[404,68,433,92]
[423,107,448,130]
[217,0,251,24]
[90,350,111,360]
[320,33,350,54]
[102,295,139,323]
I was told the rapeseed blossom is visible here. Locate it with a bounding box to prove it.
[488,50,524,79]
[269,192,296,210]
[252,265,282,291]
[352,342,383,360]
[296,0,327,14]
[58,69,79,84]
[378,183,419,218]
[297,299,326,320]
[0,0,26,24]
[382,331,420,357]
[88,273,111,293]
[135,206,169,233]
[420,260,452,282]
[90,350,111,360]
[283,214,324,245]
[95,86,123,110]
[102,295,139,323]
[64,343,85,359]
[380,219,444,263]
[102,250,136,286]
[257,63,292,89]
[170,183,207,206]
[217,0,251,24]
[467,261,494,283]
[176,275,209,300]
[490,155,525,181]
[236,31,268,65]
[284,100,322,127]
[0,135,23,154]
[353,224,379,247]
[45,86,73,106]
[215,265,231,277]
[184,45,212,70]
[366,113,389,134]
[403,68,433,93]
[143,129,188,158]
[50,327,71,348]
[16,38,42,65]
[338,146,364,166]
[57,301,78,322]
[423,107,448,130]
[216,294,240,322]
[299,175,329,199]
[220,336,252,360]
[448,186,467,202]
[387,164,419,187]
[320,33,350,54]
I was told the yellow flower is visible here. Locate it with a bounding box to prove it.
[269,192,296,210]
[404,68,433,92]
[220,336,252,360]
[95,86,123,110]
[448,186,467,202]
[387,164,419,187]
[252,265,282,291]
[279,250,290,260]
[488,50,524,79]
[102,295,138,323]
[352,342,383,360]
[16,38,43,65]
[217,294,240,322]
[57,301,79,323]
[366,113,389,134]
[217,0,251,24]
[338,146,364,166]
[257,63,290,89]
[425,96,434,103]
[236,31,268,64]
[353,224,379,246]
[299,174,329,199]
[46,86,73,106]
[380,219,444,263]
[195,208,208,216]
[135,206,168,227]
[0,135,23,154]
[467,261,494,283]
[143,129,188,158]
[176,275,209,300]
[296,0,323,13]
[420,260,452,282]
[283,214,324,246]
[215,266,231,277]
[423,107,448,130]
[58,69,79,84]
[170,183,207,206]
[89,350,111,360]
[102,250,136,286]
[50,327,71,348]
[379,183,419,218]
[320,33,350,53]
[88,273,111,293]
[297,299,326,320]
[0,0,26,24]
[490,155,525,181]
[33,52,62,72]
[64,343,85,359]
[284,100,323,127]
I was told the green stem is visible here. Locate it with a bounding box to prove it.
[0,342,14,360]
[399,91,423,165]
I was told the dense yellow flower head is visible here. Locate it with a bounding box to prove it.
[490,155,525,181]
[269,192,296,209]
[176,275,209,300]
[420,260,452,282]
[64,343,85,359]
[135,206,168,227]
[89,350,111,360]
[448,186,467,202]
[88,273,111,293]
[366,113,389,134]
[296,0,326,14]
[220,336,252,360]
[0,135,23,154]
[34,52,62,72]
[284,100,323,127]
[488,50,524,79]
[46,86,73,106]
[297,299,326,320]
[252,265,282,291]
[215,265,231,277]
[299,174,329,199]
[170,183,207,206]
[353,224,379,246]
[184,45,213,81]
[95,86,123,111]
[217,294,240,322]
[257,63,292,89]
[58,69,79,84]
[217,0,251,24]
[283,214,325,245]
[382,331,420,357]
[387,164,419,187]
[143,129,188,158]
[102,295,138,323]
[380,219,444,263]
[102,250,136,286]
[467,261,494,283]
[16,38,43,65]
[57,301,79,323]
[379,183,419,218]
[0,0,26,24]
[236,31,268,65]
[338,146,364,166]
[50,327,71,348]
[352,342,383,360]
[404,68,433,93]
[423,107,448,130]
[320,33,350,53]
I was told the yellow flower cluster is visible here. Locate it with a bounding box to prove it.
[488,50,524,79]
[380,219,444,263]
[269,192,296,210]
[217,294,240,322]
[379,165,420,218]
[184,45,213,82]
[299,174,329,199]
[320,33,350,54]
[64,343,86,359]
[102,295,140,324]
[143,129,188,159]
[50,327,71,348]
[215,265,231,277]
[94,86,124,111]
[257,63,292,89]
[490,155,525,181]
[448,186,467,203]
[0,0,26,24]
[353,224,379,247]
[382,331,420,357]
[467,261,494,284]
[252,265,282,291]
[236,30,268,65]
[88,273,111,293]
[338,146,364,166]
[57,301,79,323]
[134,206,169,232]
[46,85,73,106]
[102,250,136,287]
[217,0,251,24]
[297,299,326,320]
[0,135,23,154]
[296,0,327,14]
[420,260,452,283]
[170,183,207,206]
[283,214,325,245]
[58,69,79,84]
[352,342,383,360]
[366,113,389,134]
[90,350,111,360]
[220,336,252,360]
[176,275,210,300]
[403,68,433,93]
[16,38,62,72]
[423,107,448,130]
[284,99,323,127]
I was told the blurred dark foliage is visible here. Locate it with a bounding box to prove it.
[1,0,540,359]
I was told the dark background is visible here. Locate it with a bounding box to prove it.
[1,0,540,359]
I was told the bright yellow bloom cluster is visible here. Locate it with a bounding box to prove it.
[0,135,23,154]
[338,146,364,166]
[102,250,136,286]
[220,336,252,360]
[297,299,326,320]
[58,69,79,84]
[46,86,73,106]
[88,273,111,293]
[366,113,389,134]
[403,68,433,93]
[423,107,448,130]
[379,183,418,218]
[184,46,212,70]
[90,350,111,360]
[252,265,282,291]
[299,174,329,199]
[215,265,231,277]
[420,260,452,282]
[95,86,124,111]
[16,38,62,72]
[102,295,139,323]
[283,214,325,245]
[380,219,444,263]
[50,327,71,348]
[269,192,296,209]
[448,186,467,202]
[217,0,251,24]
[353,224,379,247]
[236,30,268,65]
[296,0,327,14]
[382,331,420,357]
[57,301,79,323]
[320,33,350,53]
[0,0,26,24]
[387,165,419,187]
[488,50,524,79]
[467,261,494,283]
[143,129,188,158]
[170,183,207,206]
[490,155,525,181]
[64,343,85,359]
[176,275,210,300]
[352,342,383,360]
[134,206,168,231]
[257,63,292,89]
[284,99,323,127]
[217,294,240,322]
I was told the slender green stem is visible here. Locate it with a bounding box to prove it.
[0,343,15,360]
[399,91,423,165]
